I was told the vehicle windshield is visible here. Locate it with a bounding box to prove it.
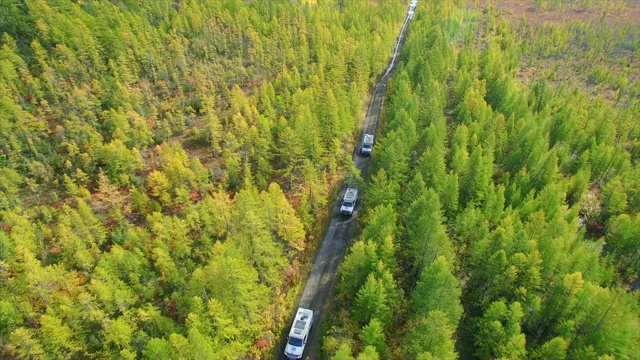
[342,201,353,207]
[364,144,372,148]
[288,337,304,347]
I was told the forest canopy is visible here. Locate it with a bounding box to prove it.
[0,0,407,358]
[321,0,640,359]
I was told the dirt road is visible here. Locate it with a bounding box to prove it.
[278,4,415,359]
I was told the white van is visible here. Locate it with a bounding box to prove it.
[284,308,313,359]
[361,134,374,156]
[340,188,358,216]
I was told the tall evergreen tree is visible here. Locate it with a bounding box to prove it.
[404,190,455,277]
[411,256,462,327]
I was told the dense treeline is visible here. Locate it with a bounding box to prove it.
[0,0,407,358]
[322,0,640,359]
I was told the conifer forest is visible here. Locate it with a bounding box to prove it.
[0,0,639,359]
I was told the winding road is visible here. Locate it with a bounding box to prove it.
[278,2,416,359]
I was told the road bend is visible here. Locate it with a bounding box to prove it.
[278,3,415,359]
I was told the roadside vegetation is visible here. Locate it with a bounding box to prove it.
[0,0,406,358]
[321,0,640,359]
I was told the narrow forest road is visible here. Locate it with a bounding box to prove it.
[278,3,415,359]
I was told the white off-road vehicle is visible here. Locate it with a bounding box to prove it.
[284,308,313,359]
[340,188,358,216]
[361,134,374,156]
